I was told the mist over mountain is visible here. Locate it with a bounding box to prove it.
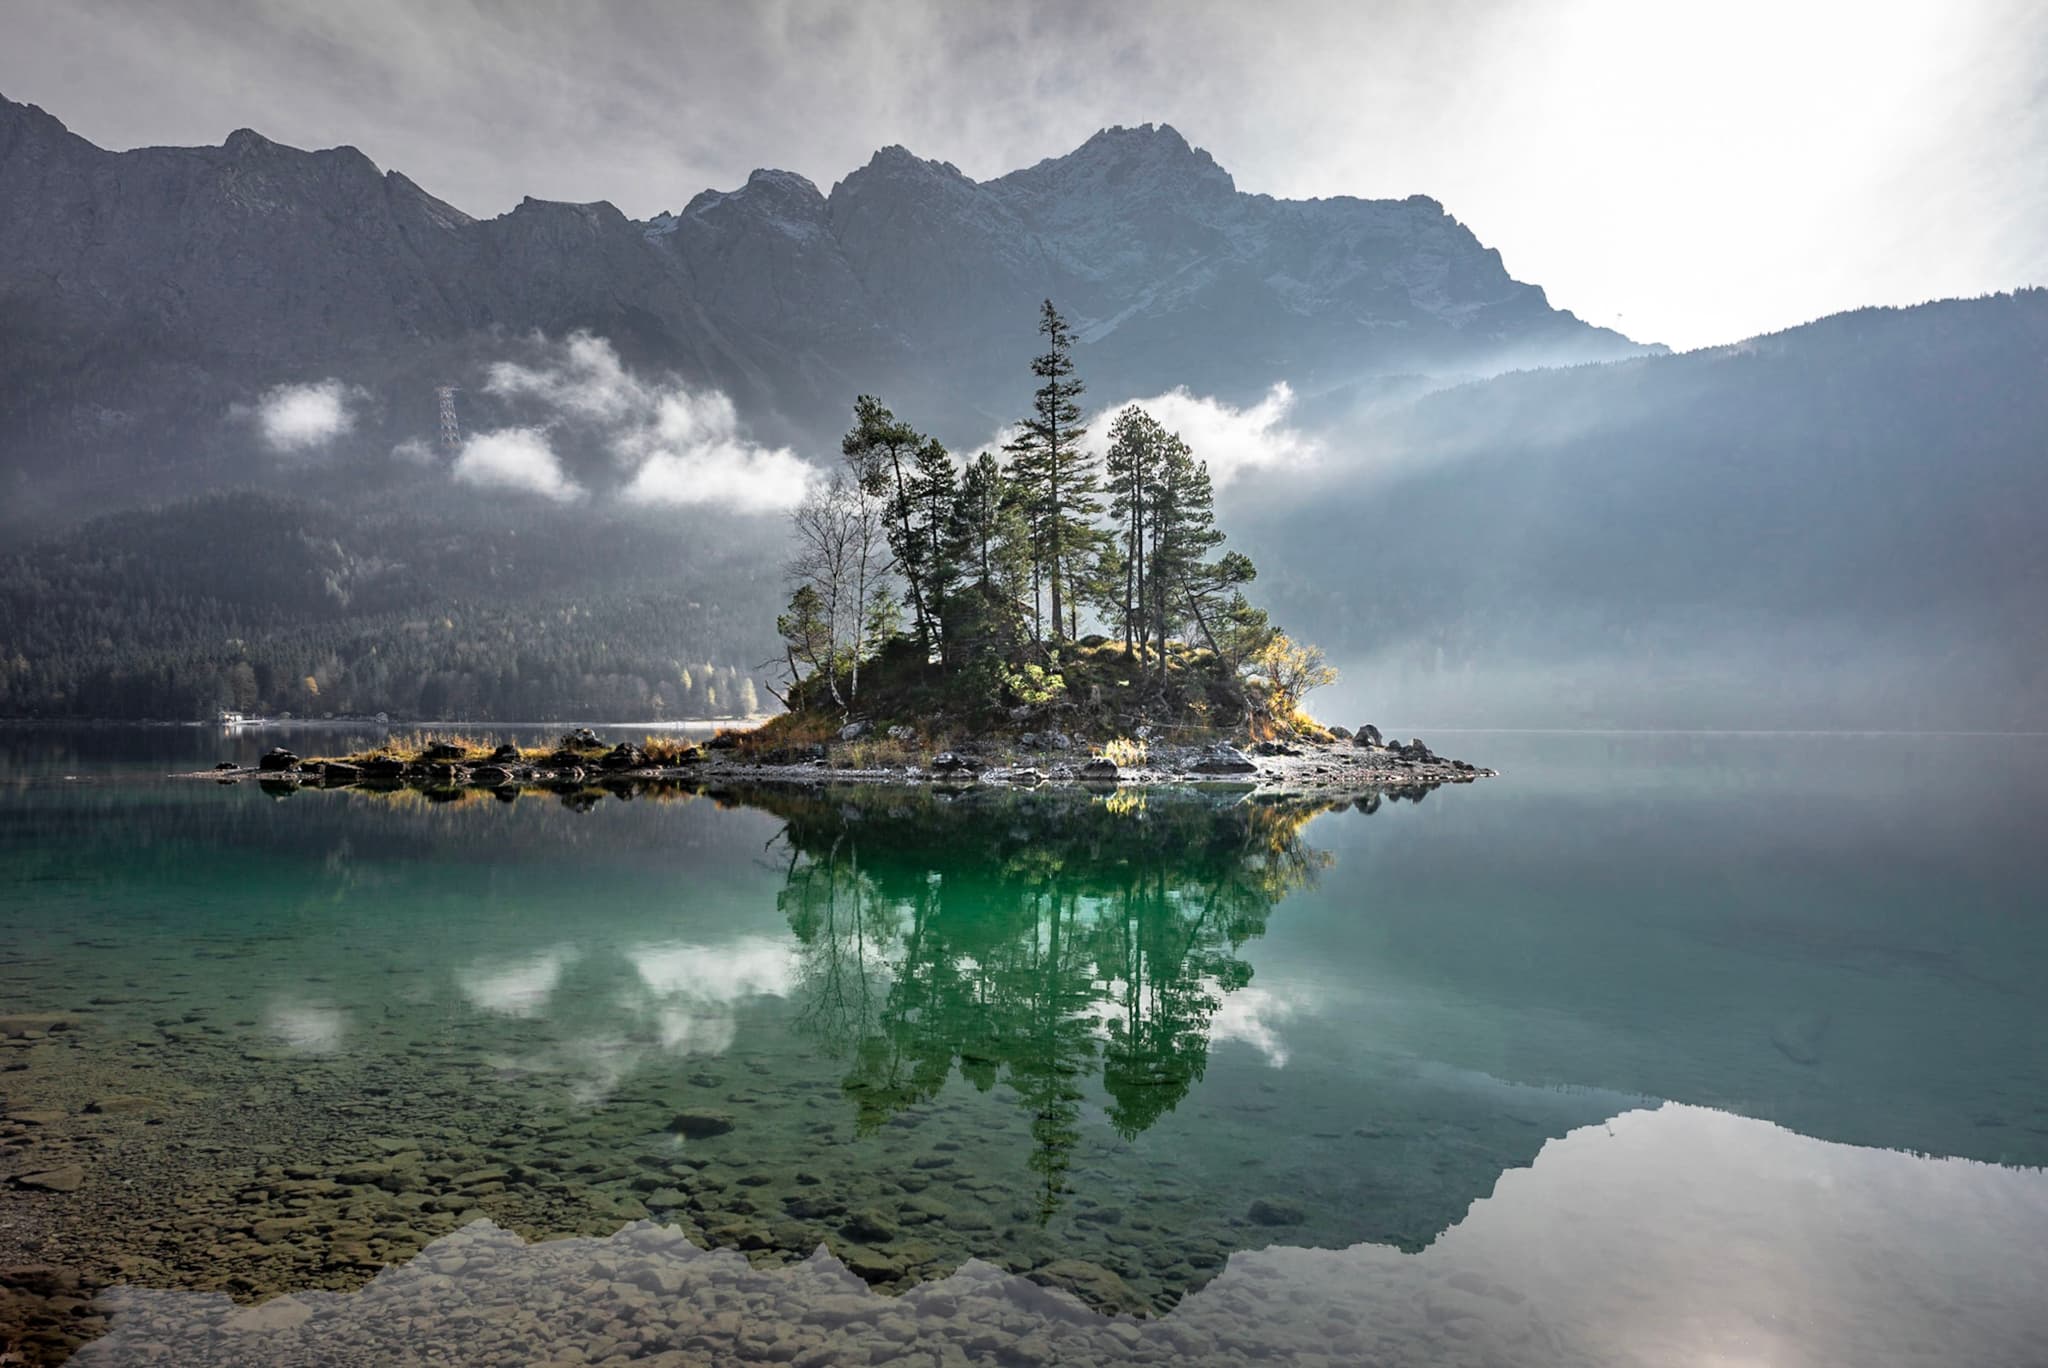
[1,90,2040,728]
[0,94,1640,522]
[1231,290,2048,729]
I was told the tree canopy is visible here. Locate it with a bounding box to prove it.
[774,301,1334,734]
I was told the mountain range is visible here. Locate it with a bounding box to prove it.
[0,93,1642,516]
[1,92,2042,728]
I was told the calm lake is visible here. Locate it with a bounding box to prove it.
[2,726,2045,1366]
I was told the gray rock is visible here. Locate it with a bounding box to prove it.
[885,725,915,742]
[1192,745,1257,775]
[1356,724,1384,745]
[15,1165,85,1193]
[838,720,872,741]
[1079,758,1119,781]
[669,1110,736,1139]
[1028,1258,1150,1316]
[840,1209,898,1243]
[257,748,299,772]
[1247,1197,1306,1226]
[930,752,980,773]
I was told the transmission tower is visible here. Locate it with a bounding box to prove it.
[435,385,462,452]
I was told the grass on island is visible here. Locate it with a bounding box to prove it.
[294,635,1338,778]
[307,729,707,768]
[729,633,1338,764]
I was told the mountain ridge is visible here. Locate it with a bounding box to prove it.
[0,92,1646,520]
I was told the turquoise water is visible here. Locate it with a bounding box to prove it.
[2,727,2045,1365]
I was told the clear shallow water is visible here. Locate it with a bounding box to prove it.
[2,726,2045,1365]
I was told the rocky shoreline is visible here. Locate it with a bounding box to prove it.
[182,726,1496,799]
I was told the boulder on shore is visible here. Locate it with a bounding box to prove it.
[1079,758,1120,781]
[258,748,299,771]
[1192,745,1258,775]
[839,720,872,741]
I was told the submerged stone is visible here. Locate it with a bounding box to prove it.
[670,1110,736,1139]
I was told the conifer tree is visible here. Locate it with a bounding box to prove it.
[1146,434,1232,686]
[1103,405,1167,664]
[1005,301,1099,647]
[943,450,1030,670]
[842,396,954,662]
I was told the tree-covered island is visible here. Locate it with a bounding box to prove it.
[212,303,1494,796]
[755,300,1344,763]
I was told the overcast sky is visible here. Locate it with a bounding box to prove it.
[3,0,2042,349]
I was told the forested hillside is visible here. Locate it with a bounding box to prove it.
[0,492,779,719]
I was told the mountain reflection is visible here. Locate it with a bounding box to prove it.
[747,785,1341,1215]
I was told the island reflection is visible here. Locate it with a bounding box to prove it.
[759,785,1339,1215]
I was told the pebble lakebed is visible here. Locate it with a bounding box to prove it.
[0,965,1538,1363]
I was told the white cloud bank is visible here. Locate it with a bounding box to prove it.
[450,426,583,502]
[249,378,357,453]
[486,332,818,512]
[1082,382,1321,487]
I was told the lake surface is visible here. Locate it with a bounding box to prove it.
[2,725,2045,1365]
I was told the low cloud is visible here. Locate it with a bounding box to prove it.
[486,332,818,512]
[247,378,357,453]
[1084,382,1321,487]
[451,427,583,502]
[390,436,436,465]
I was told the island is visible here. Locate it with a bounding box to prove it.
[189,301,1494,797]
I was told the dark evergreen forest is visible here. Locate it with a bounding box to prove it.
[0,492,780,720]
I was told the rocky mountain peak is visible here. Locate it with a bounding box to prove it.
[0,94,95,163]
[0,91,1650,503]
[222,127,277,156]
[994,122,1236,207]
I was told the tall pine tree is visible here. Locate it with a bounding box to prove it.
[1005,301,1100,647]
[1103,405,1167,665]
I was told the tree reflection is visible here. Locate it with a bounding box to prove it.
[754,786,1339,1215]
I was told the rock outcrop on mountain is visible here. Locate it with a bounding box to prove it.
[0,93,1643,513]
